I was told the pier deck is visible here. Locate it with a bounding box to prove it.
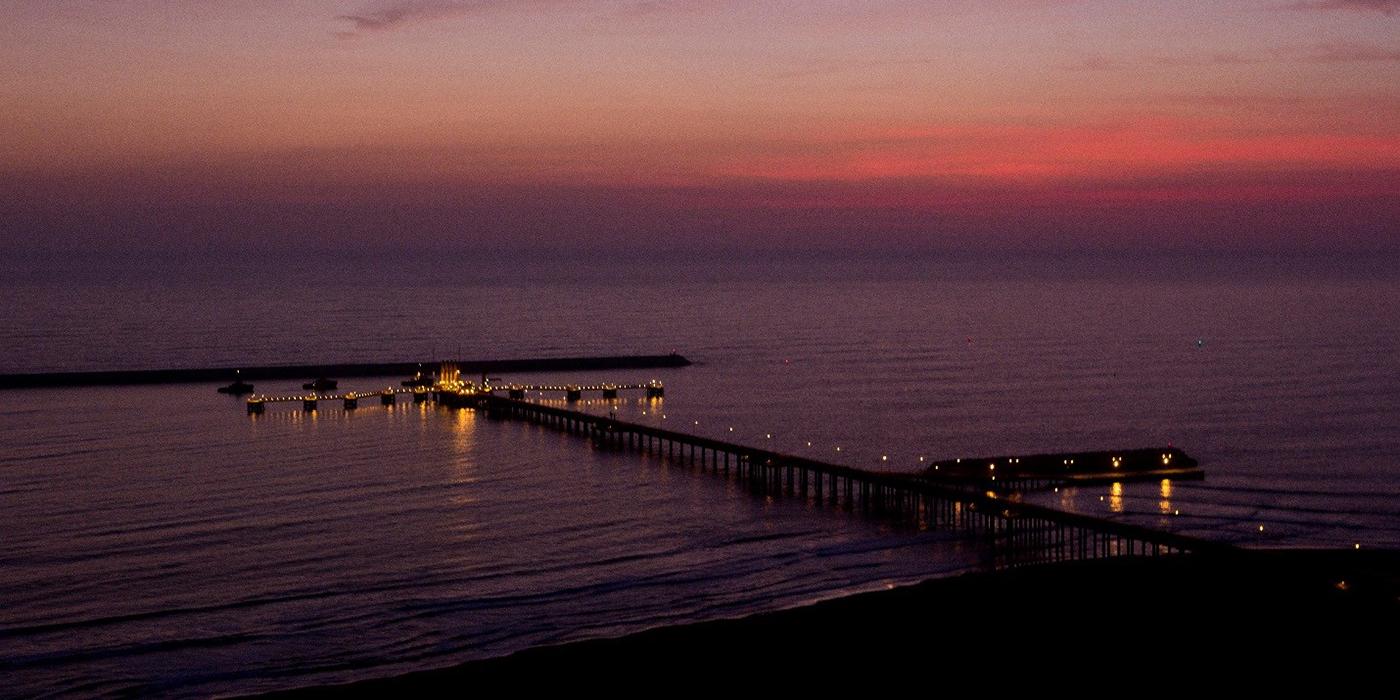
[243,381,1236,566]
[445,391,1235,565]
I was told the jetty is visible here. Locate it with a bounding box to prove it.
[0,354,690,389]
[243,369,1233,567]
[461,393,1231,565]
[246,380,665,412]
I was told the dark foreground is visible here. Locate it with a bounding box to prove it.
[268,550,1399,694]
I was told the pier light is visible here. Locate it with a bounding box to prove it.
[1174,510,1180,515]
[807,441,812,447]
[1258,525,1265,532]
[836,447,842,452]
[1111,456,1122,469]
[881,455,888,461]
[1355,543,1361,550]
[766,433,772,439]
[989,463,995,471]
[918,456,924,462]
[729,427,734,431]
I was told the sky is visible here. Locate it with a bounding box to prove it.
[2,0,1398,254]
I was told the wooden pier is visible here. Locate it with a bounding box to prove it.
[246,380,1235,566]
[244,380,665,413]
[441,391,1236,566]
[244,387,428,413]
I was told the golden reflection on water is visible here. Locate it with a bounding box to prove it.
[1057,486,1077,511]
[1158,478,1173,515]
[451,407,477,455]
[290,407,319,426]
[1108,481,1124,513]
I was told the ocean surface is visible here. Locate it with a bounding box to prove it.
[2,251,1397,697]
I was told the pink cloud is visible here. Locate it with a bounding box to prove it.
[1284,0,1400,14]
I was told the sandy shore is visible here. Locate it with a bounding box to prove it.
[266,549,1397,694]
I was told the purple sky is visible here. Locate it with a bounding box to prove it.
[2,1,1398,253]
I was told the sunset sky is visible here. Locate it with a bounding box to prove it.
[3,0,1398,253]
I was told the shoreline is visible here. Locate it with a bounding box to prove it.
[0,354,692,390]
[267,548,1399,695]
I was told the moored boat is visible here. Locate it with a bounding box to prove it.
[217,379,254,395]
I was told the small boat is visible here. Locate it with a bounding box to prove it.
[303,377,338,391]
[217,380,254,395]
[401,372,435,388]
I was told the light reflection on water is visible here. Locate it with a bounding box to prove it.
[1,388,989,697]
[1,256,1398,695]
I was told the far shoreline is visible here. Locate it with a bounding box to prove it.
[0,354,692,390]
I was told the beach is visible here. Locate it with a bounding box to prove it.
[279,549,1399,694]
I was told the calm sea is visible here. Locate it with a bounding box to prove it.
[2,252,1397,696]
